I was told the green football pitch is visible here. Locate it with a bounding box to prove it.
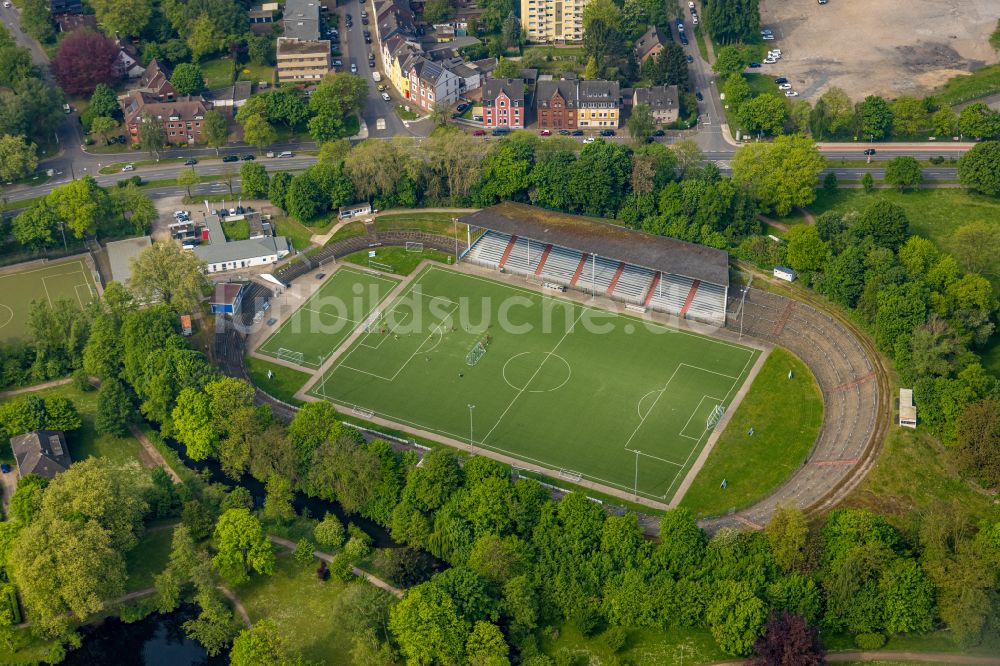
[0,258,97,343]
[309,266,760,502]
[257,266,400,368]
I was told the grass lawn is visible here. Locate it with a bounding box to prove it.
[745,73,780,97]
[200,57,235,89]
[222,218,251,241]
[246,356,311,405]
[256,266,400,368]
[375,212,468,236]
[310,266,760,502]
[0,629,58,664]
[234,554,360,665]
[272,215,317,251]
[125,526,174,592]
[237,63,275,84]
[825,628,1000,658]
[679,347,822,518]
[0,257,97,342]
[342,114,360,138]
[395,105,420,120]
[795,188,1000,266]
[693,25,709,62]
[932,63,1000,106]
[341,246,455,276]
[0,383,147,467]
[325,220,367,244]
[541,624,726,665]
[98,157,190,174]
[840,423,998,528]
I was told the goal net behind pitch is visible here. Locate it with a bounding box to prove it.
[405,242,424,253]
[363,310,382,332]
[369,260,394,273]
[707,404,726,429]
[465,334,492,366]
[277,347,305,365]
[559,469,583,482]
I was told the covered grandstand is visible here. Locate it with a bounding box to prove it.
[460,203,729,324]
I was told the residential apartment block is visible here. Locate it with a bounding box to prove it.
[121,93,208,145]
[577,79,619,128]
[276,37,331,82]
[482,79,525,129]
[520,0,589,43]
[536,78,578,130]
[634,25,669,65]
[634,85,679,125]
[407,58,460,112]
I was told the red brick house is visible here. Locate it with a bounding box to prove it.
[536,78,577,130]
[121,93,209,145]
[482,78,524,129]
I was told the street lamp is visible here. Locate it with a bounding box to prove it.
[633,449,641,499]
[467,404,475,447]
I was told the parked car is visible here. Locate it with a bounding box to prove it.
[558,129,570,135]
[761,28,773,35]
[333,59,343,67]
[241,154,255,160]
[381,92,391,101]
[818,0,828,4]
[653,129,665,136]
[351,63,358,73]
[583,137,595,144]
[377,84,387,91]
[749,62,761,68]
[121,164,134,172]
[278,151,294,157]
[774,77,788,84]
[473,129,486,136]
[764,57,777,64]
[863,148,877,155]
[456,103,469,112]
[778,83,792,90]
[695,91,704,101]
[491,127,511,136]
[118,134,127,143]
[784,91,798,97]
[686,54,694,63]
[362,17,368,24]
[184,158,197,165]
[688,1,694,7]
[222,155,239,162]
[372,71,381,82]
[539,129,551,136]
[692,15,698,25]
[599,129,615,136]
[571,129,584,136]
[679,34,689,45]
[365,34,372,43]
[763,34,775,40]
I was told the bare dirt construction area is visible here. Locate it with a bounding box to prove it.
[758,0,1000,101]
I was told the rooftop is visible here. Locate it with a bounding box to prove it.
[10,430,72,479]
[283,0,321,40]
[106,235,152,285]
[194,236,291,265]
[460,203,729,286]
[212,282,244,306]
[277,37,331,55]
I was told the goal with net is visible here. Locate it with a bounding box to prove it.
[363,309,382,332]
[559,469,583,482]
[405,241,423,253]
[276,347,305,365]
[369,260,394,273]
[351,405,374,418]
[707,404,726,429]
[465,333,492,366]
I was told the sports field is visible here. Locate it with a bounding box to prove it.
[257,266,400,368]
[309,266,759,502]
[0,257,97,342]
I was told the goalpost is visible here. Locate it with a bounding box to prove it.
[369,260,394,273]
[405,241,424,253]
[707,404,726,430]
[363,310,383,333]
[276,347,305,366]
[559,469,583,482]
[465,333,492,366]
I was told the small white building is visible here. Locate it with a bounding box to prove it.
[774,266,797,282]
[339,203,372,219]
[194,237,291,273]
[899,388,916,428]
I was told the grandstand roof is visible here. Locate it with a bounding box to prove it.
[460,203,729,286]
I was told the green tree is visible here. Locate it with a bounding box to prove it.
[723,74,752,112]
[263,474,296,523]
[242,113,277,152]
[859,95,892,140]
[766,505,808,573]
[713,45,751,77]
[706,580,768,656]
[955,399,1000,487]
[177,166,200,197]
[213,508,275,584]
[626,103,655,143]
[11,201,58,251]
[95,377,132,436]
[89,115,119,145]
[230,619,303,665]
[170,62,205,95]
[811,87,853,139]
[958,103,1000,139]
[932,107,958,137]
[47,176,112,238]
[314,513,345,550]
[268,170,294,213]
[951,220,1000,276]
[310,72,369,119]
[128,241,209,312]
[466,621,510,666]
[138,113,167,157]
[786,226,829,272]
[852,197,910,250]
[90,0,152,36]
[957,140,1000,195]
[889,96,928,137]
[240,161,269,198]
[171,387,217,460]
[111,182,158,234]
[89,83,120,118]
[187,13,226,61]
[731,135,825,216]
[286,172,327,221]
[389,582,469,665]
[0,134,38,182]
[884,155,923,191]
[736,95,787,136]
[202,110,229,154]
[861,171,875,193]
[8,474,48,525]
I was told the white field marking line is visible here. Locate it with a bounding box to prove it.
[478,308,588,447]
[680,362,739,380]
[662,349,762,500]
[432,264,754,353]
[679,394,726,440]
[73,283,91,309]
[300,307,361,324]
[337,265,400,286]
[637,389,661,419]
[313,395,671,502]
[0,259,89,280]
[622,365,681,454]
[258,271,399,357]
[358,310,412,350]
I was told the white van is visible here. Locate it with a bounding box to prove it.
[372,71,381,82]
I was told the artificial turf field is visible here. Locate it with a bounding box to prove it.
[257,267,400,368]
[309,265,760,502]
[0,257,97,343]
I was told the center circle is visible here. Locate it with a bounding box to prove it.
[502,351,572,393]
[0,304,13,330]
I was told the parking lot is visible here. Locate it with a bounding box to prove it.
[758,0,1000,101]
